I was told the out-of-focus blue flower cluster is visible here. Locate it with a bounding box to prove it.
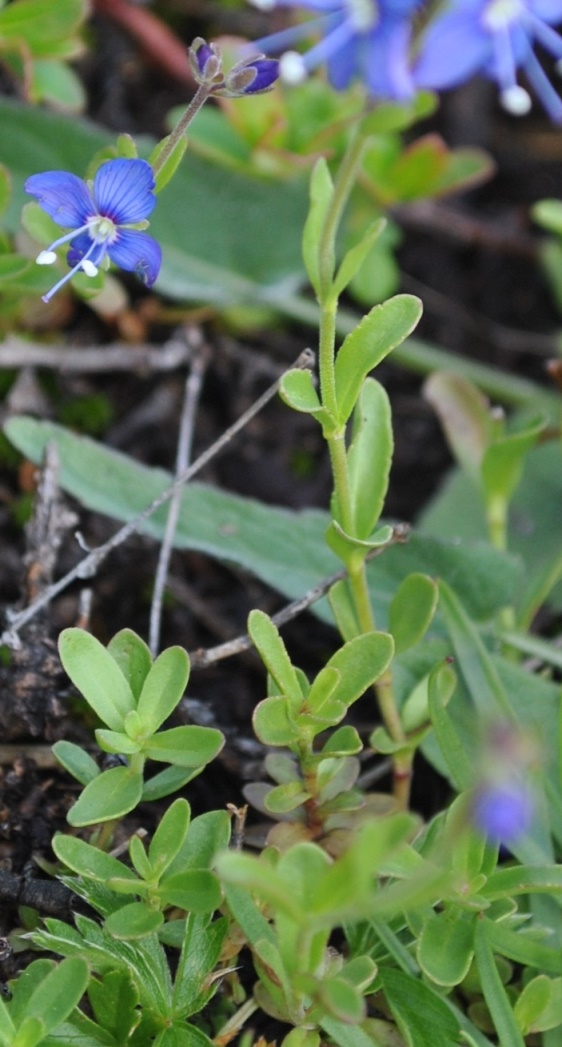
[469,722,538,845]
[251,0,562,120]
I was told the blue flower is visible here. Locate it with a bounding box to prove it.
[471,778,534,843]
[414,0,562,122]
[251,0,422,99]
[25,158,162,303]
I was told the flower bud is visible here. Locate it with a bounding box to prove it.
[188,37,223,86]
[221,55,280,96]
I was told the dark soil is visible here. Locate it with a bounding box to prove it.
[0,0,560,954]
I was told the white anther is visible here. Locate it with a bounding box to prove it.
[280,50,307,84]
[500,84,531,115]
[36,250,57,266]
[81,260,99,277]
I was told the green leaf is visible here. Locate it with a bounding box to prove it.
[172,914,228,1017]
[142,765,202,802]
[316,976,365,1023]
[334,295,422,424]
[53,833,138,883]
[322,725,363,757]
[159,869,222,913]
[58,628,135,732]
[143,725,224,767]
[129,834,153,882]
[252,695,299,745]
[0,163,11,220]
[107,629,152,701]
[265,781,312,814]
[5,417,521,626]
[423,371,491,481]
[302,157,334,295]
[23,956,89,1036]
[52,740,99,786]
[248,610,303,703]
[324,631,394,708]
[66,766,144,826]
[388,573,438,654]
[105,903,163,940]
[279,369,333,430]
[478,918,562,975]
[427,661,472,792]
[95,728,141,755]
[377,968,461,1047]
[532,197,562,235]
[473,919,526,1047]
[514,975,559,1035]
[346,378,393,540]
[481,415,546,508]
[417,908,476,986]
[31,58,86,112]
[438,579,511,718]
[150,134,188,194]
[148,798,191,876]
[136,646,190,735]
[218,852,303,920]
[332,218,386,299]
[87,969,140,1044]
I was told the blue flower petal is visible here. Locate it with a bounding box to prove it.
[67,233,108,271]
[107,229,162,286]
[472,781,533,843]
[93,159,157,225]
[415,14,489,89]
[24,171,95,228]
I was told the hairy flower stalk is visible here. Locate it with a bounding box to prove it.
[25,158,162,302]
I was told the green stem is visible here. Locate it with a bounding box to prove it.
[313,120,413,805]
[152,84,214,177]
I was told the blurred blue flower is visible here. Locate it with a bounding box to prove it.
[471,778,534,843]
[251,0,423,98]
[414,0,562,121]
[25,158,162,303]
